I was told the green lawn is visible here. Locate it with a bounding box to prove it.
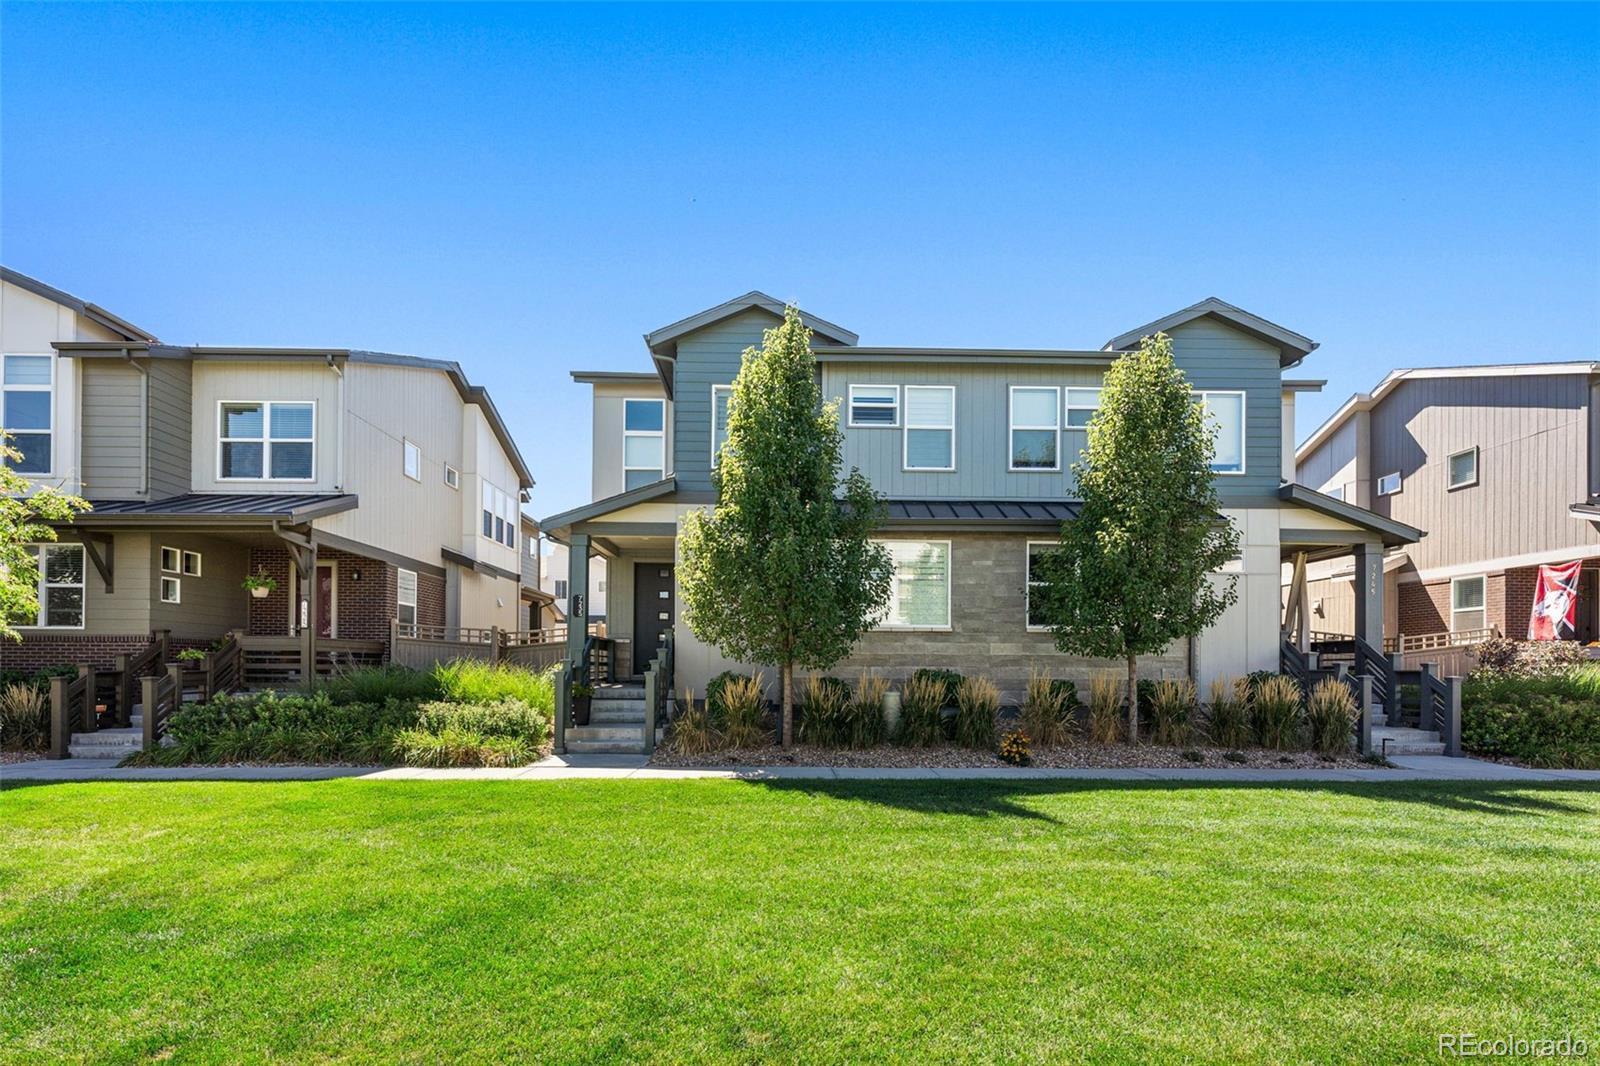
[3,780,1597,1064]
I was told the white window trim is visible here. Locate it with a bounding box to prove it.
[480,480,517,550]
[847,383,900,429]
[711,384,732,468]
[1192,390,1247,476]
[902,385,956,473]
[160,546,181,574]
[160,576,182,604]
[1447,446,1479,490]
[216,400,317,483]
[1025,540,1053,631]
[403,439,422,482]
[397,568,418,630]
[2,353,56,478]
[1064,387,1102,430]
[19,543,85,630]
[182,550,202,577]
[1009,386,1061,473]
[443,463,460,490]
[1450,574,1487,632]
[1377,471,1403,497]
[876,538,953,631]
[622,397,666,486]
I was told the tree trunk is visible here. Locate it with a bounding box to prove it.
[1125,652,1139,743]
[781,659,794,749]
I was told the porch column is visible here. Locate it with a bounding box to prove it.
[565,534,591,665]
[299,543,319,687]
[1352,541,1384,649]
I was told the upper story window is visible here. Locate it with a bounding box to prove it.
[711,385,732,468]
[1065,388,1101,430]
[848,385,899,428]
[2,355,54,474]
[1447,447,1478,490]
[1193,391,1245,474]
[481,481,517,550]
[443,464,460,490]
[1009,387,1060,471]
[903,386,955,472]
[23,543,83,629]
[219,401,315,481]
[1377,471,1402,496]
[623,398,665,490]
[880,540,951,629]
[403,439,422,482]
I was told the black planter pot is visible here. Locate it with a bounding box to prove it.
[573,696,592,727]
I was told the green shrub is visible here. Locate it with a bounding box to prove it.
[718,674,769,749]
[1305,678,1358,754]
[432,660,554,714]
[322,664,441,704]
[1021,667,1073,746]
[704,671,745,725]
[1462,667,1600,768]
[953,676,999,750]
[416,698,550,748]
[1150,679,1197,746]
[0,683,49,751]
[911,669,963,703]
[1087,675,1122,744]
[899,674,948,747]
[0,665,78,695]
[159,690,419,766]
[1251,676,1304,750]
[1205,676,1252,749]
[797,676,851,746]
[844,673,887,748]
[669,689,721,754]
[391,727,533,768]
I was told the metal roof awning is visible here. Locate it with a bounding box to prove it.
[882,499,1081,527]
[71,493,359,527]
[1278,483,1423,547]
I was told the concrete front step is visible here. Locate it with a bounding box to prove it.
[1373,725,1445,756]
[568,724,646,744]
[563,738,649,755]
[590,699,646,714]
[589,708,647,725]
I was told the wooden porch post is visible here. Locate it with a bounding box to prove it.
[565,534,591,666]
[1352,541,1384,650]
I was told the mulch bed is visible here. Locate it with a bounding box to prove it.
[649,741,1378,770]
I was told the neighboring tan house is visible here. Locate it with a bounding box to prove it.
[520,515,555,631]
[539,517,608,623]
[0,267,534,675]
[543,292,1419,724]
[1295,362,1600,649]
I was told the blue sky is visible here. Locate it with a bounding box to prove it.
[3,2,1596,517]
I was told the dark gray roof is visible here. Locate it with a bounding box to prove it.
[2,265,158,343]
[1105,297,1317,367]
[75,493,358,526]
[883,499,1081,525]
[643,291,857,397]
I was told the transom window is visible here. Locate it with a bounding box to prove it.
[397,569,418,631]
[2,355,54,474]
[481,482,517,549]
[711,385,732,468]
[880,540,951,629]
[623,398,665,490]
[219,401,315,480]
[26,544,84,628]
[903,386,955,472]
[1193,391,1246,474]
[848,384,899,428]
[1451,575,1486,632]
[1009,387,1060,471]
[1447,447,1478,490]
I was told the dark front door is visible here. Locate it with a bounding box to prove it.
[1577,566,1599,645]
[634,563,675,672]
[316,563,336,639]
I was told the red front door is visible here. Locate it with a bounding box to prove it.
[316,563,335,638]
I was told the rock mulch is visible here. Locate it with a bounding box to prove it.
[649,742,1378,771]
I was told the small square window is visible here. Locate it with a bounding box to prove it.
[182,551,202,577]
[1377,472,1402,496]
[160,576,181,604]
[160,546,181,574]
[443,464,459,489]
[403,439,421,481]
[848,385,899,428]
[1447,447,1478,490]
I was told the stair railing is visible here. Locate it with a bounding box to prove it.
[141,665,184,753]
[1353,635,1398,724]
[48,666,97,760]
[203,633,244,701]
[640,631,675,756]
[113,629,170,727]
[1417,663,1463,757]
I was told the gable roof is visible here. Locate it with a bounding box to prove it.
[643,291,856,395]
[2,266,158,343]
[1278,483,1423,547]
[1296,361,1600,467]
[1104,297,1317,367]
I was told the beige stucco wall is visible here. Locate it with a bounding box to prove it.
[590,379,671,500]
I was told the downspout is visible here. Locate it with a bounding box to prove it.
[327,354,345,491]
[123,348,150,497]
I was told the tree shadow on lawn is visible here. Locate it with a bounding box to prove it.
[744,777,1600,823]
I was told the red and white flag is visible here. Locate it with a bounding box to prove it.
[1528,560,1582,641]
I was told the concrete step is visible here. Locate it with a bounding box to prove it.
[590,708,647,725]
[594,686,645,699]
[590,698,645,714]
[568,724,646,744]
[1373,725,1445,756]
[563,738,649,755]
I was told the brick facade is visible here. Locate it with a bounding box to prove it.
[1398,563,1599,641]
[0,632,212,674]
[246,546,445,648]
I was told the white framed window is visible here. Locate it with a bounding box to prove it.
[1025,541,1054,630]
[1447,447,1478,490]
[711,385,732,468]
[160,546,181,574]
[1063,387,1102,470]
[218,401,315,481]
[879,540,951,629]
[397,568,418,630]
[623,398,665,490]
[403,439,422,482]
[443,464,460,490]
[182,551,202,577]
[1009,387,1060,471]
[160,576,181,604]
[2,355,54,475]
[1193,391,1246,474]
[848,384,899,428]
[1325,485,1345,502]
[1377,471,1402,496]
[1451,575,1486,632]
[903,386,955,472]
[554,579,569,600]
[597,579,608,593]
[481,481,517,550]
[24,544,84,628]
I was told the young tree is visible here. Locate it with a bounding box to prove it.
[678,307,893,747]
[1,439,92,640]
[1032,334,1239,740]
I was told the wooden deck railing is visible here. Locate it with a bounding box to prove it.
[48,667,97,759]
[112,630,169,727]
[1417,663,1463,756]
[391,622,596,671]
[1395,627,1499,653]
[141,665,184,752]
[237,636,385,687]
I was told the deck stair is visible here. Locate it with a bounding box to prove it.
[566,682,653,755]
[67,712,149,760]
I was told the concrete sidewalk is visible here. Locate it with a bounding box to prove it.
[5,753,1598,784]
